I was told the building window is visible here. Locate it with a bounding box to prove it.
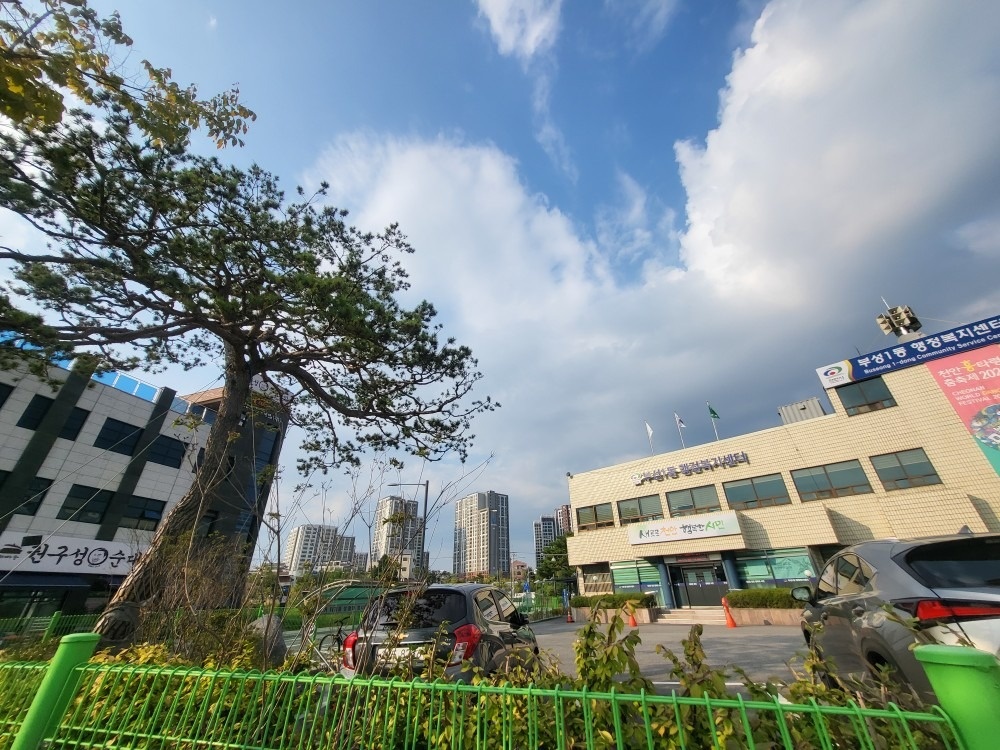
[792,460,873,501]
[59,407,90,440]
[870,448,942,491]
[94,417,143,456]
[0,472,53,516]
[119,495,166,531]
[617,494,663,524]
[16,394,53,430]
[147,435,186,469]
[836,377,896,416]
[576,503,614,531]
[57,484,114,524]
[666,484,721,517]
[723,474,791,510]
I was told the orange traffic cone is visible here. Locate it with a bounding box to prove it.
[721,596,737,628]
[566,608,574,623]
[628,611,638,628]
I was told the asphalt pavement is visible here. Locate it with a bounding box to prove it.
[289,618,807,689]
[529,618,806,688]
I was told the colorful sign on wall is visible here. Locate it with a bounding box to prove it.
[927,346,1000,477]
[817,314,1000,388]
[627,510,741,546]
[0,533,142,575]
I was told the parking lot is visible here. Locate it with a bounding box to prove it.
[531,618,805,687]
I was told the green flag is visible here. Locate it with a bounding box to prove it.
[708,403,720,420]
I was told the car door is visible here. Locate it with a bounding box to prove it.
[474,589,506,664]
[814,554,870,674]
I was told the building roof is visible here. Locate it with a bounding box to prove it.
[181,387,225,406]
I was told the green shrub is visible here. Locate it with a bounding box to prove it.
[569,593,656,609]
[725,587,800,609]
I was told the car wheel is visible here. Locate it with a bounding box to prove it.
[486,646,540,677]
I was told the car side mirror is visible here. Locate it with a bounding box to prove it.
[509,611,528,628]
[790,585,813,605]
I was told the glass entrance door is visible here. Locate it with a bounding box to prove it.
[670,565,729,607]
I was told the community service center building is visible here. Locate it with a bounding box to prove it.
[566,313,1000,608]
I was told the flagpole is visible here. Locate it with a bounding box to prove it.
[708,401,719,442]
[675,417,686,449]
[645,422,654,455]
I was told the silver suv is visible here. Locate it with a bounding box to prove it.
[792,534,1000,696]
[340,583,537,682]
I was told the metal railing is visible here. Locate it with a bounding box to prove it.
[0,613,99,647]
[5,633,994,750]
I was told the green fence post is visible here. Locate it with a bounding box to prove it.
[914,645,1000,750]
[41,611,62,643]
[10,632,99,750]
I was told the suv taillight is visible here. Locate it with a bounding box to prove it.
[343,631,358,670]
[896,599,1000,623]
[448,624,483,666]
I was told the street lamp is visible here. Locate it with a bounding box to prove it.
[387,480,429,576]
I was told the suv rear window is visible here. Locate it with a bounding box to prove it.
[903,537,1000,588]
[366,589,467,629]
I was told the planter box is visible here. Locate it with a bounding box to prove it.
[570,607,653,624]
[729,607,803,627]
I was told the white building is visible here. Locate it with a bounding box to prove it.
[453,491,510,578]
[371,495,423,579]
[282,524,339,577]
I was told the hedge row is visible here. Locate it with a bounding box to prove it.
[725,587,800,609]
[569,593,657,609]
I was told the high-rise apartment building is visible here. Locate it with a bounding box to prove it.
[533,515,557,567]
[372,495,423,578]
[453,491,509,578]
[554,504,572,537]
[283,524,339,577]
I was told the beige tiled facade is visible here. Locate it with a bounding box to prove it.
[566,342,1000,605]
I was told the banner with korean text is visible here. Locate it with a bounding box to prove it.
[627,510,741,546]
[928,345,1000,477]
[0,533,143,575]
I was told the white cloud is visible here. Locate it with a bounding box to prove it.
[675,1,1000,312]
[207,16,218,31]
[476,0,563,66]
[299,1,1000,566]
[476,0,576,180]
[604,0,680,54]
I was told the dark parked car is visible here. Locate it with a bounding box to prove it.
[341,583,537,681]
[792,534,1000,696]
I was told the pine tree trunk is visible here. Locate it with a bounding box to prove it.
[94,346,253,647]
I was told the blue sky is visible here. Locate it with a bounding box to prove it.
[12,1,1000,571]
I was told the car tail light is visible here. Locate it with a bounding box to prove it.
[895,599,1000,623]
[448,624,482,666]
[343,631,358,670]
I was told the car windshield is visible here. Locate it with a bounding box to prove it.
[904,537,1000,588]
[365,590,466,629]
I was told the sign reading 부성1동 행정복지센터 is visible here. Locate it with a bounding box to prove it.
[626,510,741,546]
[0,532,143,575]
[816,313,1000,388]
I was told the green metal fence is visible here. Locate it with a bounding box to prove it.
[0,662,47,747]
[1,635,971,750]
[0,612,99,647]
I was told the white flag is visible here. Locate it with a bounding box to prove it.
[645,421,653,440]
[674,412,686,429]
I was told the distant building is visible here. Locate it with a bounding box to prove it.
[283,524,339,577]
[372,495,422,579]
[453,491,510,578]
[554,504,572,536]
[532,515,557,567]
[512,559,529,583]
[352,551,369,572]
[567,311,1000,609]
[0,362,286,618]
